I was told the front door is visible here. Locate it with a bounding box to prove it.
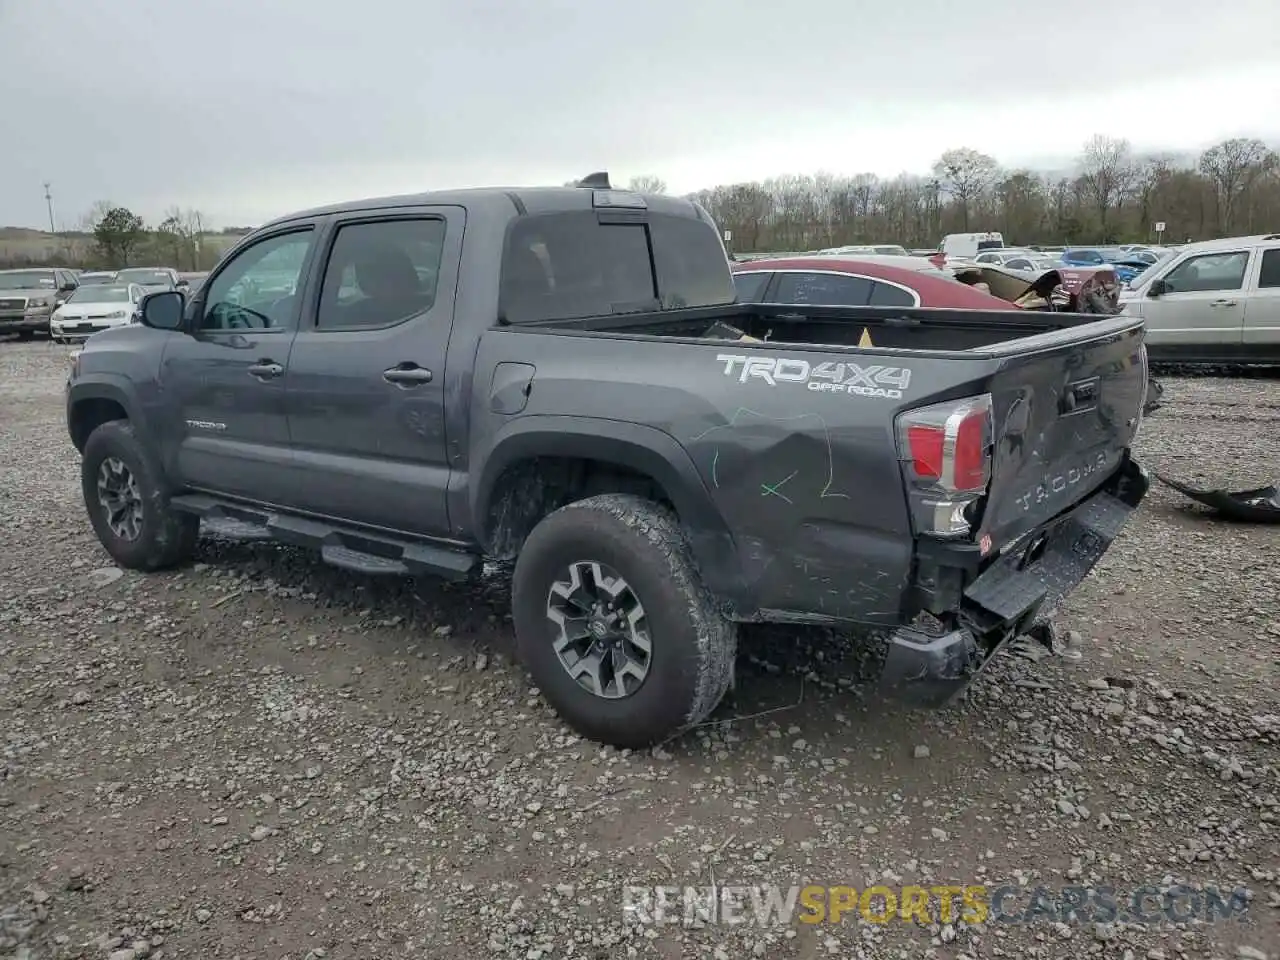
[283,207,463,537]
[159,226,319,505]
[1142,248,1251,356]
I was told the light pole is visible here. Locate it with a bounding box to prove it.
[43,182,56,234]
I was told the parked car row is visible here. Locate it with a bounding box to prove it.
[0,265,188,341]
[729,231,1280,364]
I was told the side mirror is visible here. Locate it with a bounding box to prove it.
[139,290,186,331]
[61,282,77,292]
[175,278,190,289]
[1147,279,1168,298]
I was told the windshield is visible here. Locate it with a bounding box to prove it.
[976,239,1004,252]
[117,269,171,285]
[68,284,132,303]
[874,245,908,256]
[0,270,56,290]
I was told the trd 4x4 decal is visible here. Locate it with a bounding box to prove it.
[715,354,912,400]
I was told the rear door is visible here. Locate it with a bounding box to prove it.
[1243,245,1280,350]
[282,206,463,536]
[977,319,1148,552]
[1141,248,1251,351]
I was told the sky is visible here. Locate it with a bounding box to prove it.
[4,0,1279,230]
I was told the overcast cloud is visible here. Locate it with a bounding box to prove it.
[4,0,1279,228]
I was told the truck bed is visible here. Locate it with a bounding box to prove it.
[478,302,1148,630]
[511,301,1134,354]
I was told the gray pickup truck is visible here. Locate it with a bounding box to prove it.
[65,174,1151,747]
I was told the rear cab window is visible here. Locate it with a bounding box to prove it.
[499,208,734,323]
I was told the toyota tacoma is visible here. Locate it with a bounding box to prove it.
[65,173,1150,748]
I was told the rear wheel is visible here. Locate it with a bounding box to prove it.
[81,420,198,571]
[512,494,736,748]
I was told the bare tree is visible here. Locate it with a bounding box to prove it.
[1078,135,1135,238]
[627,175,667,194]
[932,148,1000,231]
[1198,137,1278,234]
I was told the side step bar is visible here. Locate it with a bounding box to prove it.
[170,494,477,581]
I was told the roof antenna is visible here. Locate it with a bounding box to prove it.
[575,171,611,189]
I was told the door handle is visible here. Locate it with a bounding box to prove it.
[1210,299,1238,308]
[247,360,284,380]
[382,364,434,387]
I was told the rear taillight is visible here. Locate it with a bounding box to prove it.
[896,394,993,537]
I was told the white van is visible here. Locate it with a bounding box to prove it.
[1118,233,1280,364]
[940,232,1005,259]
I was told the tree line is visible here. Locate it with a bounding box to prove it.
[6,135,1275,272]
[674,135,1280,253]
[0,203,241,271]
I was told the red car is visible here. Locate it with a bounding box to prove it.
[730,256,1024,311]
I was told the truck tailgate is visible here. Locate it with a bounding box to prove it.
[979,320,1147,553]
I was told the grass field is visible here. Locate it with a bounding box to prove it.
[0,226,244,268]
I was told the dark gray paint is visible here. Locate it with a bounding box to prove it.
[67,183,1148,635]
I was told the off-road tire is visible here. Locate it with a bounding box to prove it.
[512,493,737,748]
[81,420,199,571]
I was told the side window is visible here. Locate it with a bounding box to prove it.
[200,229,314,331]
[868,281,917,307]
[1163,251,1250,293]
[316,218,446,330]
[774,271,874,306]
[1007,258,1033,270]
[1257,248,1280,289]
[732,271,771,303]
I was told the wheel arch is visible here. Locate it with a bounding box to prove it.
[67,376,146,453]
[471,416,746,607]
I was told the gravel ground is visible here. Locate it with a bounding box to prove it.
[1,339,1277,960]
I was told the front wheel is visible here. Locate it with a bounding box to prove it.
[81,420,198,571]
[512,494,737,748]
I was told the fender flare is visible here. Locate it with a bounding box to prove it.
[66,374,149,450]
[470,416,746,604]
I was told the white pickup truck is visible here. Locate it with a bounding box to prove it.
[1119,233,1280,365]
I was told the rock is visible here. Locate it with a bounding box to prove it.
[913,745,931,759]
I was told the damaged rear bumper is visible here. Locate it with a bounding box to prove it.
[880,454,1149,706]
